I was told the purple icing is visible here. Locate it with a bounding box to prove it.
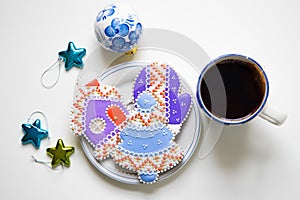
[132,64,191,125]
[178,93,191,121]
[168,92,191,124]
[169,68,180,95]
[168,68,191,124]
[168,91,181,124]
[84,99,127,146]
[133,68,147,100]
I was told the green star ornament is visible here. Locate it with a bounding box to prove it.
[46,139,75,168]
[58,42,86,71]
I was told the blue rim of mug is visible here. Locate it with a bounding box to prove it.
[196,54,269,125]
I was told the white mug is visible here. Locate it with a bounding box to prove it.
[196,54,287,125]
[196,54,287,158]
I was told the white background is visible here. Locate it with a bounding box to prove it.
[1,0,300,199]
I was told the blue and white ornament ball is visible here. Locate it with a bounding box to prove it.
[94,3,143,53]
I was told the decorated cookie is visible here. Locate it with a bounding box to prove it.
[70,81,128,149]
[70,62,192,184]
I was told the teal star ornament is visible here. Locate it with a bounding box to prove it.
[58,42,86,71]
[21,119,48,149]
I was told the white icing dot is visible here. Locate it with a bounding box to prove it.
[123,131,128,136]
[142,144,148,150]
[162,130,168,136]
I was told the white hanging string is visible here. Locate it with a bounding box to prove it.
[40,57,63,89]
[31,155,53,169]
[31,156,62,170]
[27,111,50,139]
[25,112,64,170]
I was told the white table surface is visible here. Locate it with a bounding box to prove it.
[1,0,299,199]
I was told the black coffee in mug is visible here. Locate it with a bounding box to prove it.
[200,58,266,119]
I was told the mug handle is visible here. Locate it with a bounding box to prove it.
[259,104,287,125]
[199,105,287,159]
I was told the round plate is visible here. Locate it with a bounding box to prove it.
[76,28,211,184]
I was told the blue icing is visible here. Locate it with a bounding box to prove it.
[139,173,157,183]
[119,126,173,153]
[137,93,156,110]
[121,127,161,138]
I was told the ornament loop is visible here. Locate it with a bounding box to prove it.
[27,111,49,138]
[40,58,63,89]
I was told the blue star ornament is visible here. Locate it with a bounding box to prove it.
[58,42,86,71]
[21,119,48,149]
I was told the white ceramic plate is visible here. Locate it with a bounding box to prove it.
[76,28,212,184]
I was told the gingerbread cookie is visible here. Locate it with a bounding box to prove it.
[70,62,191,184]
